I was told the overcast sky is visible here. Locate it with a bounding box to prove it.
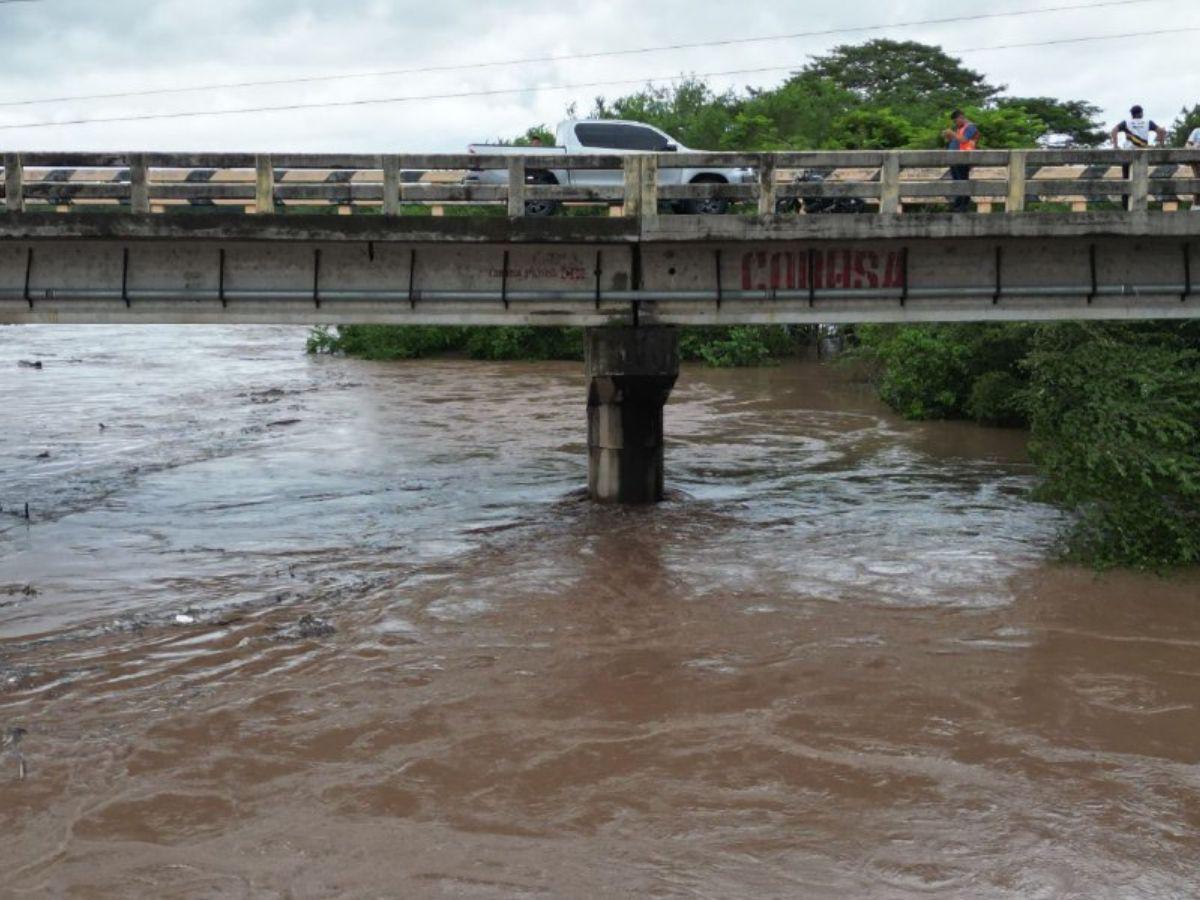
[0,0,1194,151]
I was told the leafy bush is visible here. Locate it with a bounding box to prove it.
[305,326,339,355]
[829,108,915,150]
[853,325,971,419]
[852,323,1034,422]
[678,326,804,368]
[463,327,583,361]
[966,371,1027,426]
[1025,323,1200,569]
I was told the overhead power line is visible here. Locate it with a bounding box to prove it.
[0,0,1165,109]
[1,25,1195,132]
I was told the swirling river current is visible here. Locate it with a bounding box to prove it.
[1,325,1198,898]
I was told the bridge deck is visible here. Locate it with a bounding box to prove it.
[2,150,1198,325]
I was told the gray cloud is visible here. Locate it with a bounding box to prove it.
[0,0,1193,151]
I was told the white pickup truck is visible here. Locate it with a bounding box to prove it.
[465,119,754,215]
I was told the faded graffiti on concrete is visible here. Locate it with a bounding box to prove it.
[741,249,904,291]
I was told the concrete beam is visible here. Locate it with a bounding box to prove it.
[2,236,1198,326]
[2,210,1198,245]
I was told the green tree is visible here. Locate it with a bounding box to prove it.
[718,112,787,151]
[966,106,1046,149]
[1168,103,1200,145]
[901,106,1045,150]
[828,107,915,149]
[801,40,1001,118]
[996,96,1105,146]
[729,74,856,149]
[513,125,555,146]
[590,78,739,148]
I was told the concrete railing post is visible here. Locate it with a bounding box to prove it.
[1006,149,1027,213]
[1129,154,1150,212]
[4,152,24,213]
[879,153,900,214]
[255,154,274,215]
[507,157,526,217]
[130,154,150,214]
[622,157,642,219]
[640,155,659,224]
[382,155,401,216]
[757,154,777,216]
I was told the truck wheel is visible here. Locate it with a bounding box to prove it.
[524,171,560,218]
[680,176,729,215]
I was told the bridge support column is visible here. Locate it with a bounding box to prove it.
[585,326,679,504]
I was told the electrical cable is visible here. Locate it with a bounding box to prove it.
[1,24,1194,131]
[0,0,1167,109]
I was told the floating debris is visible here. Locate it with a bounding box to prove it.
[173,612,197,626]
[266,418,302,428]
[1,666,37,691]
[274,613,336,641]
[248,388,287,404]
[17,360,43,370]
[3,726,28,780]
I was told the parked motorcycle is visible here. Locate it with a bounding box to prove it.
[775,169,867,215]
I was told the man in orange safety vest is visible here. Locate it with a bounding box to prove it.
[943,109,979,212]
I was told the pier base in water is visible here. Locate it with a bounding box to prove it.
[585,326,679,504]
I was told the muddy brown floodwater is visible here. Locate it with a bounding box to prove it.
[1,326,1198,899]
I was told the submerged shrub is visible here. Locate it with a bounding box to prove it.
[678,326,805,368]
[852,323,1034,423]
[966,371,1027,427]
[307,325,467,360]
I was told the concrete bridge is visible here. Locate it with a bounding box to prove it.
[3,148,1199,502]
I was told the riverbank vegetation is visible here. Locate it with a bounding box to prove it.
[313,40,1199,569]
[848,323,1200,569]
[308,324,811,367]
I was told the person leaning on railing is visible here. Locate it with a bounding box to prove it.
[942,109,978,213]
[1188,124,1200,208]
[1110,105,1168,209]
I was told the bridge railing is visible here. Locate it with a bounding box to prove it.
[3,149,1200,217]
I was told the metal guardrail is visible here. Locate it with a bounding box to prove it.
[2,149,1200,217]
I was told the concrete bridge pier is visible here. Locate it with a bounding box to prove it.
[585,326,679,504]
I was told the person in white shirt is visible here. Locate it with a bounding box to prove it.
[1111,106,1167,149]
[1188,126,1200,207]
[1110,106,1168,209]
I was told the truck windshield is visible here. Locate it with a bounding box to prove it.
[574,123,672,151]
